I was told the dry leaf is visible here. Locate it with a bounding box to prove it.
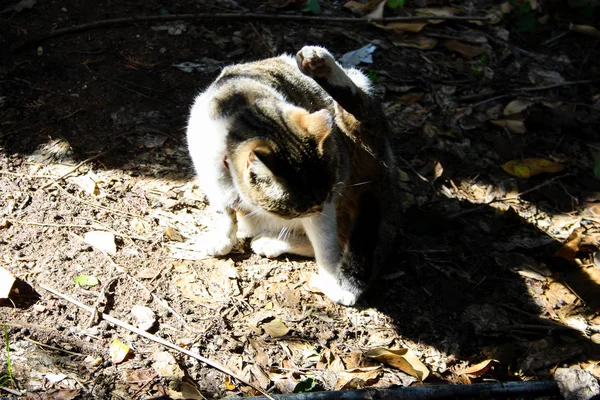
[502,158,566,178]
[153,351,185,380]
[491,119,526,134]
[164,225,185,242]
[344,0,367,14]
[433,161,444,181]
[125,368,156,383]
[397,92,424,105]
[555,228,584,261]
[570,23,600,38]
[503,99,534,116]
[261,319,290,338]
[380,22,427,34]
[365,347,429,381]
[458,359,499,377]
[443,40,486,60]
[167,381,204,400]
[137,268,160,279]
[366,0,385,21]
[71,174,99,196]
[224,376,236,390]
[47,389,80,400]
[393,37,437,49]
[415,7,459,24]
[0,267,16,299]
[335,366,382,390]
[109,339,131,364]
[84,231,117,255]
[130,218,151,235]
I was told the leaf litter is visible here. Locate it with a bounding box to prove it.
[1,0,600,398]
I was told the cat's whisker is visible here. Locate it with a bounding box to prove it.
[240,208,263,220]
[337,180,373,189]
[278,226,288,241]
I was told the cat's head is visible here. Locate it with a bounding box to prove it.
[230,107,338,219]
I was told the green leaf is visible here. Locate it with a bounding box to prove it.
[74,275,99,287]
[301,0,321,14]
[293,377,318,393]
[387,0,405,8]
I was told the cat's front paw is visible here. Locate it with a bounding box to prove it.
[251,236,287,259]
[296,46,335,79]
[309,271,362,306]
[197,234,235,256]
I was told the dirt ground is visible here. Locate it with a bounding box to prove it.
[1,0,600,398]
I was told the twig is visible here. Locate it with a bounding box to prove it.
[541,31,569,46]
[40,147,116,190]
[38,283,274,400]
[12,13,490,50]
[7,219,149,242]
[86,277,118,328]
[23,337,83,356]
[0,387,23,396]
[469,80,597,108]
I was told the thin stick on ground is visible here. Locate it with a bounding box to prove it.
[38,283,274,400]
[40,147,116,190]
[13,13,490,50]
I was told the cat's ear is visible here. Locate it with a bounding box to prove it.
[247,145,278,175]
[289,109,333,154]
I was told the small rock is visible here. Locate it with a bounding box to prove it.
[152,351,184,380]
[555,368,600,400]
[131,305,156,331]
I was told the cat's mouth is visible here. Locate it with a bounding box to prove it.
[271,204,323,219]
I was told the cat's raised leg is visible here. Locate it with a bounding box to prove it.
[302,200,363,306]
[296,46,372,119]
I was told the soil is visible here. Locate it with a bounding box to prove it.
[1,0,600,398]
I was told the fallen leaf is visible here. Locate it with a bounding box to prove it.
[84,231,117,255]
[167,381,204,399]
[344,1,367,14]
[302,0,321,14]
[83,355,103,368]
[365,347,429,381]
[380,22,427,33]
[261,319,290,338]
[570,23,600,38]
[164,225,185,242]
[555,228,584,261]
[365,0,385,20]
[528,69,565,86]
[125,368,156,383]
[47,389,80,400]
[397,92,424,105]
[415,7,459,24]
[45,373,67,384]
[458,359,499,377]
[339,44,377,68]
[502,158,566,178]
[490,119,526,134]
[0,267,16,299]
[224,376,236,390]
[137,268,160,279]
[433,161,444,181]
[335,366,382,390]
[392,37,437,49]
[153,351,185,380]
[110,339,131,364]
[443,40,486,60]
[503,99,534,115]
[131,305,156,331]
[73,274,99,287]
[130,218,151,235]
[71,174,99,196]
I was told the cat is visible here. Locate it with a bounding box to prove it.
[186,46,397,306]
